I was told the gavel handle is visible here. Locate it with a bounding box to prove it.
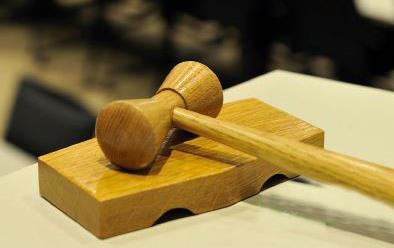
[173,107,394,206]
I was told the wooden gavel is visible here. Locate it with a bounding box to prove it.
[96,61,394,206]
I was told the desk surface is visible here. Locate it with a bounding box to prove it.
[1,70,394,247]
[0,141,34,176]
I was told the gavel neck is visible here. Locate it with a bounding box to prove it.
[153,90,186,110]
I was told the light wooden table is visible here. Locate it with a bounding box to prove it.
[1,71,394,247]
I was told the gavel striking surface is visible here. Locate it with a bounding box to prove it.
[38,98,324,238]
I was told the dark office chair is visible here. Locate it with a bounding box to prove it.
[5,78,95,156]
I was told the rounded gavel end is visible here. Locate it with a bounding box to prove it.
[158,61,223,117]
[95,61,223,170]
[96,100,159,170]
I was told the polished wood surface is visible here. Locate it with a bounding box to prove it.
[38,98,324,238]
[157,61,223,117]
[96,61,394,206]
[96,61,223,170]
[173,107,394,206]
[96,90,185,170]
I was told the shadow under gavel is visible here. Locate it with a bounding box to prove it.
[96,61,394,206]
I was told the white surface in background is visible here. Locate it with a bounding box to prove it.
[355,0,394,25]
[225,70,394,169]
[0,141,35,176]
[1,71,394,247]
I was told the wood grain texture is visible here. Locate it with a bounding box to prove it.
[157,61,223,117]
[96,90,185,169]
[96,61,223,170]
[38,98,324,239]
[173,107,394,206]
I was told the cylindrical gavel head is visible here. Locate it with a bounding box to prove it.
[95,61,223,170]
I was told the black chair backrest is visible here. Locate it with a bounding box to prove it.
[6,78,95,156]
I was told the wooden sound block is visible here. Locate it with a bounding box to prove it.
[38,98,324,239]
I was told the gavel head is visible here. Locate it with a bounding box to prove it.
[95,61,223,170]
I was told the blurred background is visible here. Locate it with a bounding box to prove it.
[0,0,393,175]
